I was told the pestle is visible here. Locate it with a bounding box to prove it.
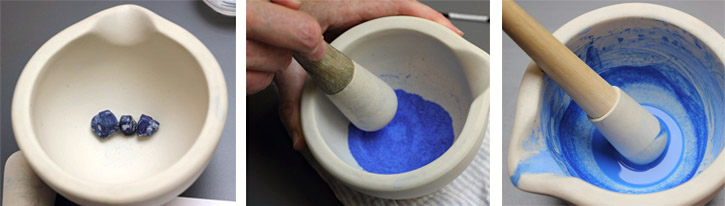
[293,42,397,132]
[503,0,667,165]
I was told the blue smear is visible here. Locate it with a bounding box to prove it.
[511,151,566,187]
[513,19,725,194]
[593,106,683,187]
[348,89,455,174]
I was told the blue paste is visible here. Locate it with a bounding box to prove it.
[512,19,725,194]
[91,110,119,139]
[348,89,454,174]
[119,115,137,136]
[137,114,160,136]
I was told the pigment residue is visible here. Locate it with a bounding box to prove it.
[552,65,700,193]
[348,89,454,174]
[513,19,725,194]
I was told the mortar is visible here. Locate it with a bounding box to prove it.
[11,5,228,205]
[301,16,489,199]
[509,3,725,204]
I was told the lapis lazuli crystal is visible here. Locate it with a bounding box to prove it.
[91,110,119,139]
[119,115,137,136]
[136,114,160,136]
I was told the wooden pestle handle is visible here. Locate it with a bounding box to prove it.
[503,0,617,118]
[292,43,354,95]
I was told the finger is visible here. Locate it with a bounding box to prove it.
[247,1,326,60]
[246,40,293,73]
[313,1,463,36]
[247,70,275,95]
[395,1,464,36]
[270,0,301,10]
[275,60,308,150]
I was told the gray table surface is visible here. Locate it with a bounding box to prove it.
[503,1,725,205]
[0,1,236,203]
[247,1,488,205]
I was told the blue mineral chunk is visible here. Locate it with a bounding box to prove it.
[136,114,159,136]
[119,115,137,136]
[90,110,119,139]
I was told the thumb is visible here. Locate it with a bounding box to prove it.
[247,0,326,60]
[275,59,308,150]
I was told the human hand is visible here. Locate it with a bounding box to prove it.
[301,0,463,40]
[270,0,462,150]
[246,0,326,95]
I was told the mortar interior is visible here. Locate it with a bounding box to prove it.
[30,33,210,184]
[311,29,474,170]
[514,18,725,193]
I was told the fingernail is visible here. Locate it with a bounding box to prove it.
[292,132,304,150]
[292,0,302,5]
[435,19,463,36]
[290,130,298,144]
[308,40,326,61]
[292,136,300,149]
[436,19,450,28]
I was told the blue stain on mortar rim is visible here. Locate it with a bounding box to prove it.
[512,18,725,194]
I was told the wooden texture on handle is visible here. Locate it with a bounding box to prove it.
[503,0,617,118]
[293,43,354,94]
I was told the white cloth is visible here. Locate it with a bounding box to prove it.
[305,128,490,206]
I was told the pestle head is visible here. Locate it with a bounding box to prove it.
[294,43,397,131]
[590,86,668,165]
[628,124,668,165]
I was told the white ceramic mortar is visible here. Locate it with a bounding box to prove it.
[11,5,228,205]
[301,16,490,199]
[509,3,725,204]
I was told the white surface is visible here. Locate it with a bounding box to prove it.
[3,151,233,206]
[301,16,490,199]
[308,124,490,205]
[326,61,397,132]
[590,87,665,164]
[202,0,235,17]
[11,5,228,205]
[508,3,725,205]
[2,152,55,205]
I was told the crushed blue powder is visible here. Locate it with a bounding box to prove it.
[119,115,137,136]
[348,89,454,174]
[136,114,160,136]
[91,110,119,139]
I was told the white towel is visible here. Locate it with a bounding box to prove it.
[304,128,490,206]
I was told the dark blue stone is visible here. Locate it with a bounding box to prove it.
[91,110,119,139]
[136,114,159,136]
[119,115,137,136]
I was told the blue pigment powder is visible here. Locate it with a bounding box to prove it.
[348,89,455,174]
[512,19,725,194]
